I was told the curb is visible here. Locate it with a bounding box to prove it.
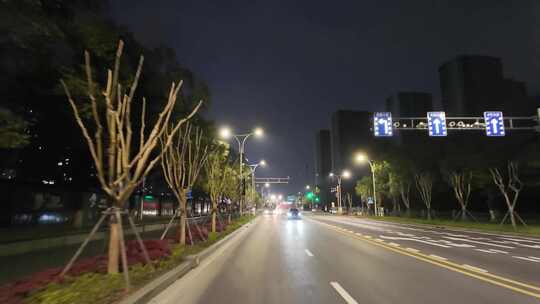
[119,216,258,304]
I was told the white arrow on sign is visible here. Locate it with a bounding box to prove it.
[433,118,441,134]
[491,118,498,133]
[378,118,388,134]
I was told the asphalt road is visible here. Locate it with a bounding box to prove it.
[150,213,540,304]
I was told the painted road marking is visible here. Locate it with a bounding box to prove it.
[488,249,509,254]
[389,242,400,247]
[330,282,359,304]
[375,238,384,242]
[475,249,498,254]
[305,249,314,257]
[462,264,488,273]
[380,235,451,248]
[443,237,515,249]
[406,247,420,253]
[513,256,540,263]
[355,232,363,236]
[429,254,448,261]
[309,217,540,299]
[364,235,372,239]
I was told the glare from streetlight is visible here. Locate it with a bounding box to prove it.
[254,127,264,137]
[329,172,334,177]
[259,159,267,166]
[355,152,368,164]
[265,182,270,188]
[305,185,310,190]
[219,127,231,139]
[278,194,283,200]
[270,194,276,200]
[342,170,351,179]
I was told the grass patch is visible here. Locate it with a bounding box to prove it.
[360,215,540,236]
[23,215,255,304]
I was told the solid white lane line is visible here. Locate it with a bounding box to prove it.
[462,264,488,273]
[389,242,400,247]
[406,247,420,253]
[330,282,359,304]
[528,256,540,261]
[305,249,314,257]
[513,256,540,263]
[429,254,448,261]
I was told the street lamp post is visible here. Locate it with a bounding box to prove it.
[329,170,350,214]
[220,127,264,215]
[248,160,266,208]
[355,153,378,216]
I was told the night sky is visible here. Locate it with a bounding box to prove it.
[110,0,540,195]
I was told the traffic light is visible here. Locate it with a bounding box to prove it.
[314,196,320,203]
[306,191,314,200]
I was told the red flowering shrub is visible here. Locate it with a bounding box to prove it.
[0,239,171,303]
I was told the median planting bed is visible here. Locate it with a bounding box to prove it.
[0,215,254,304]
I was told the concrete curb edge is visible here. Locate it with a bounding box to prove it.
[119,216,258,304]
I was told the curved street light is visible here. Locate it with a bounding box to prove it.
[329,169,351,214]
[219,126,264,215]
[354,152,378,216]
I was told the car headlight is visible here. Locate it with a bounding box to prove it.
[287,212,292,216]
[298,212,302,216]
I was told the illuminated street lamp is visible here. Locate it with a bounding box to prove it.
[329,169,351,214]
[354,152,378,216]
[219,126,264,215]
[305,185,310,190]
[248,159,267,206]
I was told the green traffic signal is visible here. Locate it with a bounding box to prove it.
[306,191,314,200]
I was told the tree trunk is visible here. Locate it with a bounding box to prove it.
[489,209,496,222]
[405,207,410,218]
[211,206,217,233]
[73,209,84,229]
[509,207,517,230]
[461,206,467,221]
[179,211,186,245]
[427,208,432,220]
[107,220,120,274]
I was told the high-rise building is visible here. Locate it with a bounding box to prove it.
[314,130,331,207]
[330,110,374,173]
[330,110,375,206]
[386,92,433,117]
[439,55,533,116]
[386,92,433,145]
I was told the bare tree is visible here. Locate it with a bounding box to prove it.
[415,172,433,220]
[489,161,525,230]
[398,180,411,217]
[448,171,474,221]
[160,122,209,245]
[345,192,353,214]
[204,143,231,233]
[61,41,202,276]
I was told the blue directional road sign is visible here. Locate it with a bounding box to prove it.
[427,112,447,136]
[373,112,393,137]
[483,111,505,136]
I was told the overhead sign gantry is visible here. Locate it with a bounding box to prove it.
[372,108,540,137]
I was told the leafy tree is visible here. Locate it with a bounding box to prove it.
[0,107,30,149]
[204,142,231,232]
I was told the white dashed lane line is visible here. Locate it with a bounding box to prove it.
[330,282,359,304]
[513,256,540,263]
[305,249,314,257]
[406,247,420,253]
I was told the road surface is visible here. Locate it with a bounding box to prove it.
[150,213,540,304]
